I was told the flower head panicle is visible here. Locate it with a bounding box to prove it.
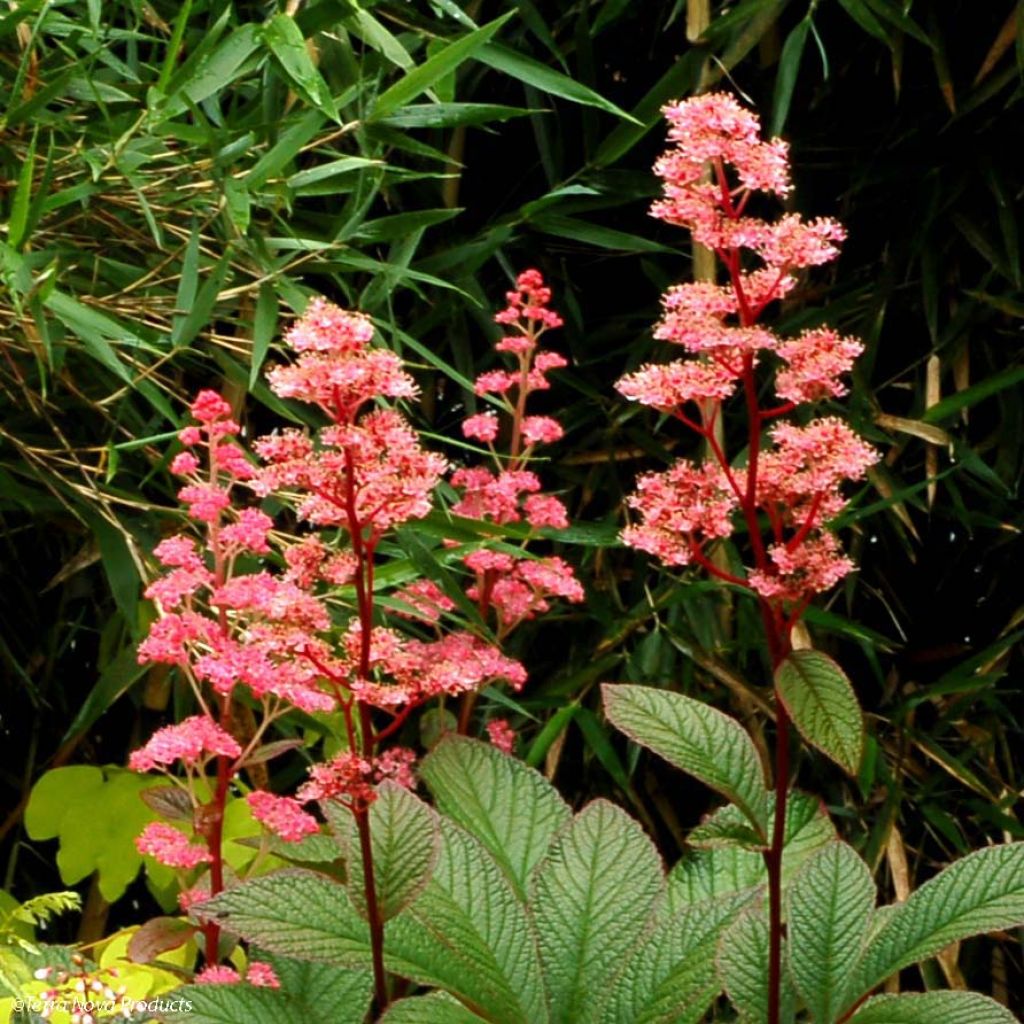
[246,963,281,989]
[347,627,527,708]
[469,554,584,630]
[136,823,212,869]
[373,747,417,789]
[129,716,241,773]
[450,467,541,524]
[220,508,274,554]
[298,751,375,807]
[195,961,280,988]
[486,718,517,754]
[462,412,500,443]
[195,965,242,985]
[393,579,455,623]
[246,791,319,842]
[523,493,569,529]
[623,461,738,567]
[619,93,875,616]
[494,268,564,331]
[749,533,855,601]
[267,299,416,420]
[616,359,738,410]
[775,328,864,404]
[258,410,446,535]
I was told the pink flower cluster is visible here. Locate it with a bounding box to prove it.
[266,299,416,420]
[246,790,319,843]
[453,270,583,648]
[136,823,212,869]
[343,624,527,708]
[195,961,280,987]
[129,716,241,773]
[298,747,417,809]
[619,94,877,614]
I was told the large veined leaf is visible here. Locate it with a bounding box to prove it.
[192,870,370,966]
[602,890,754,1024]
[158,986,309,1024]
[848,992,1020,1023]
[531,800,664,1024]
[602,684,768,836]
[268,956,375,1024]
[668,791,835,907]
[386,818,546,1024]
[846,842,1024,1002]
[325,782,439,922]
[379,992,490,1023]
[420,736,571,899]
[159,959,372,1024]
[775,650,864,776]
[716,906,795,1023]
[787,842,875,1024]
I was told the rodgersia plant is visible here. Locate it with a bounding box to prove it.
[163,97,1024,1024]
[28,102,1024,1024]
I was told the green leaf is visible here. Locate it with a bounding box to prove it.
[715,906,779,1023]
[848,992,1019,1024]
[8,126,36,250]
[419,736,571,900]
[922,365,1024,423]
[25,768,161,901]
[771,18,811,135]
[380,992,489,1023]
[61,647,148,745]
[668,792,836,906]
[153,983,303,1024]
[326,783,439,922]
[531,800,664,1024]
[476,44,640,122]
[603,683,769,836]
[264,14,338,121]
[268,957,375,1024]
[158,963,373,1024]
[161,23,262,116]
[195,869,371,966]
[223,177,251,234]
[386,818,544,1024]
[377,103,534,128]
[847,843,1024,1001]
[370,14,515,120]
[250,281,278,388]
[529,214,674,253]
[602,891,753,1024]
[25,767,104,839]
[788,842,875,1023]
[775,650,864,776]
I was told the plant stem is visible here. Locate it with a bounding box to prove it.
[765,699,790,1024]
[357,702,388,1012]
[342,441,390,1015]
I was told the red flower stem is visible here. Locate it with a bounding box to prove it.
[372,705,414,745]
[689,541,749,587]
[785,490,825,552]
[341,442,390,1015]
[671,410,745,505]
[713,197,793,1024]
[201,443,233,964]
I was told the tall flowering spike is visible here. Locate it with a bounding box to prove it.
[267,298,417,422]
[619,94,876,618]
[452,269,583,677]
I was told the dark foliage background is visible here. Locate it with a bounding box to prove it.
[1,0,1022,1005]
